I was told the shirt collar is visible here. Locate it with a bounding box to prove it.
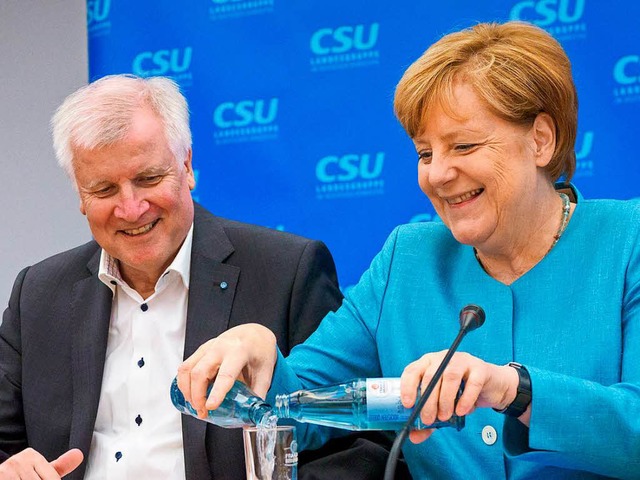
[98,224,194,295]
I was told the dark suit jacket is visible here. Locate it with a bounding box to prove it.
[0,203,343,479]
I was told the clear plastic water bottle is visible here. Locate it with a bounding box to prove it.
[273,378,464,431]
[170,377,273,428]
[171,377,464,432]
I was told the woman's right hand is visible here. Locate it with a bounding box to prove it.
[176,323,278,419]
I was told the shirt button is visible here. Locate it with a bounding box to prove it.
[135,414,143,426]
[137,357,145,368]
[140,303,148,312]
[115,451,123,462]
[481,425,498,445]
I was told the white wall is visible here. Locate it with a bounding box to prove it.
[0,0,90,310]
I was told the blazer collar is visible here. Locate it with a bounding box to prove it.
[184,204,239,359]
[68,247,112,479]
[183,204,241,479]
[67,205,239,479]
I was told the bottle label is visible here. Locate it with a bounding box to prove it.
[365,378,411,422]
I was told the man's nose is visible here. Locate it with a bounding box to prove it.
[113,187,150,222]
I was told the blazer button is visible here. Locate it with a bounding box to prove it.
[481,425,497,445]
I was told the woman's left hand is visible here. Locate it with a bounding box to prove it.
[400,351,520,443]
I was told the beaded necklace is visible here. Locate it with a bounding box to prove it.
[474,191,571,271]
[549,192,571,253]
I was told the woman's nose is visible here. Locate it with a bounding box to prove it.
[427,154,457,187]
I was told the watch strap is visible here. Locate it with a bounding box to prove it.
[494,362,532,417]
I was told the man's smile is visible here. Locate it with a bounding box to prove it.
[120,219,159,236]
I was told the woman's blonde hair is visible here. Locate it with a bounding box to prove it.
[394,21,577,181]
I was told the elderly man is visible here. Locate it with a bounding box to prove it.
[0,75,344,479]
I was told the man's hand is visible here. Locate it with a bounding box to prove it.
[0,448,83,479]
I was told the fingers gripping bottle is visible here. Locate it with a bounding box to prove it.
[170,377,273,428]
[171,376,464,431]
[273,378,464,431]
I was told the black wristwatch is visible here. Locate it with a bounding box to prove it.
[494,362,532,417]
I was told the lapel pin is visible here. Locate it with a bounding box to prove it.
[220,281,228,290]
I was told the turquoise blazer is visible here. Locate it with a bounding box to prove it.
[269,188,640,479]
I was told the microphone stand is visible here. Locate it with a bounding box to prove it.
[383,305,485,480]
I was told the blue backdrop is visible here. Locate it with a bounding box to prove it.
[87,0,640,290]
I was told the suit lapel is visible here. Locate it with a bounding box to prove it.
[68,249,112,480]
[182,205,240,480]
[62,206,238,479]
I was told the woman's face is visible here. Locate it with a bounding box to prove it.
[413,81,553,251]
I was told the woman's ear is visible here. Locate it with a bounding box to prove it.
[532,112,556,168]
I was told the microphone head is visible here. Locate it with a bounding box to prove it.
[459,304,485,332]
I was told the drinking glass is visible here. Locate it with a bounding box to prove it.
[243,425,297,480]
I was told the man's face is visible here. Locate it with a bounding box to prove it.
[73,107,195,287]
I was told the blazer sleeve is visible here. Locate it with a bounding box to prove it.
[503,221,640,478]
[0,267,29,462]
[269,228,401,449]
[286,240,343,349]
[278,238,414,480]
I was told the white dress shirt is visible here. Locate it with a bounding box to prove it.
[84,225,193,480]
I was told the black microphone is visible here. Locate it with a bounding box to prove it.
[383,304,486,480]
[459,304,485,332]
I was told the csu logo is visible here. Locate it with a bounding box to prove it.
[310,23,379,55]
[509,0,585,26]
[612,55,640,103]
[133,48,193,76]
[213,98,279,128]
[575,130,594,177]
[208,0,274,20]
[87,0,110,25]
[614,55,640,85]
[316,153,384,183]
[576,131,593,160]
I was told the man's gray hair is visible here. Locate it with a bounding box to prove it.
[51,74,192,181]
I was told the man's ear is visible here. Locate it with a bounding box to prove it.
[79,200,86,216]
[184,149,195,190]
